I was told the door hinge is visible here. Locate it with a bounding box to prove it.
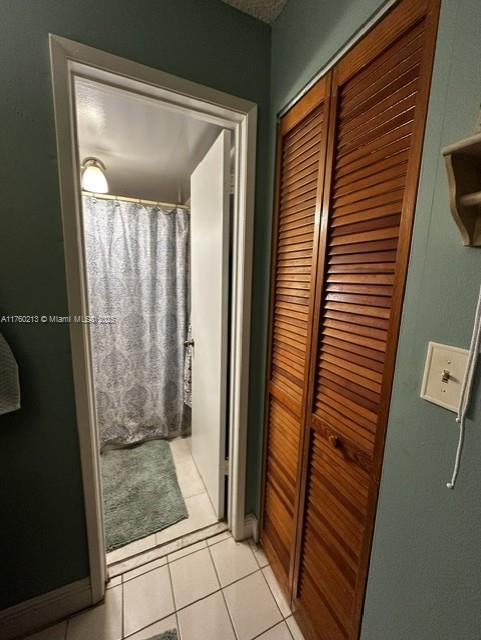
[223,458,229,475]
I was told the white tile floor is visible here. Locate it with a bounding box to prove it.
[107,437,218,566]
[25,532,305,640]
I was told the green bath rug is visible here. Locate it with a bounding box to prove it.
[102,440,188,551]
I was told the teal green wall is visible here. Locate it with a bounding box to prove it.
[270,0,481,637]
[271,0,388,116]
[362,1,481,637]
[0,0,270,609]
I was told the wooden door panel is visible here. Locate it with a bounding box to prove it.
[262,78,329,589]
[313,17,428,455]
[296,427,370,640]
[292,1,440,639]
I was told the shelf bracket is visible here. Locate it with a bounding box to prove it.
[443,132,481,247]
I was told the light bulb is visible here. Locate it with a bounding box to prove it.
[81,158,109,193]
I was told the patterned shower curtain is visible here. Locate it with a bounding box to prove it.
[82,195,190,450]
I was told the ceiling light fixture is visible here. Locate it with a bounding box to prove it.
[81,157,109,193]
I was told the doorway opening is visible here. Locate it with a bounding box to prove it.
[50,35,257,604]
[74,75,232,566]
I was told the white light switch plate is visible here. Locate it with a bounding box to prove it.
[420,342,469,412]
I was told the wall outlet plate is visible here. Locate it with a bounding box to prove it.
[420,341,469,412]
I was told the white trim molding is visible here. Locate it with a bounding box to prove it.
[243,514,259,542]
[49,35,257,602]
[0,578,91,640]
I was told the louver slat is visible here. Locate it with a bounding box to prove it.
[316,23,424,447]
[297,430,370,640]
[262,80,327,589]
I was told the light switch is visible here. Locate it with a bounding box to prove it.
[420,342,469,412]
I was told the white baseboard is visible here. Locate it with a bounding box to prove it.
[243,514,259,542]
[0,578,91,640]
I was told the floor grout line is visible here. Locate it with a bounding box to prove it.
[206,543,239,640]
[161,543,263,606]
[249,540,269,571]
[221,566,262,590]
[121,578,125,639]
[205,532,233,548]
[217,563,288,640]
[122,610,178,640]
[181,488,207,499]
[108,521,228,575]
[131,564,263,620]
[120,585,227,638]
[174,608,181,639]
[260,566,291,620]
[250,619,290,640]
[248,540,259,567]
[258,565,291,633]
[166,561,177,611]
[122,558,168,583]
[285,616,298,640]
[166,561,181,640]
[24,534,292,640]
[174,585,223,614]
[28,440,287,640]
[249,540,295,635]
[166,543,208,565]
[121,529,230,582]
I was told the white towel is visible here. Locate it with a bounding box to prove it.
[0,332,20,415]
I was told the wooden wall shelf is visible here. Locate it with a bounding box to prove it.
[443,132,481,246]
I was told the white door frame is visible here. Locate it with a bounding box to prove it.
[49,34,257,605]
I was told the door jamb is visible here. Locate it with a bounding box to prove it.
[49,34,257,605]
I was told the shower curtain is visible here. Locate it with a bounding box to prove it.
[82,195,190,449]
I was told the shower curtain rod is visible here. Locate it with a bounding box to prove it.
[82,191,190,210]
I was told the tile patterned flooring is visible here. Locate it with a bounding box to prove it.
[106,437,218,566]
[23,438,305,639]
[24,532,306,640]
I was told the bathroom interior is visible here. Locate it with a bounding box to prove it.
[74,76,228,563]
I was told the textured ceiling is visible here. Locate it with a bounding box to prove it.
[222,0,287,23]
[75,78,222,203]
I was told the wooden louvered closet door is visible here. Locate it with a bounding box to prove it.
[290,1,440,640]
[261,77,330,590]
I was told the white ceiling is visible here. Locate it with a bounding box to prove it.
[222,0,287,23]
[74,78,222,204]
